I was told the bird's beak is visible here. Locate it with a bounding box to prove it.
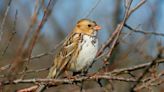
[93,25,101,31]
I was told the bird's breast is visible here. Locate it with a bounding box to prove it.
[70,35,98,72]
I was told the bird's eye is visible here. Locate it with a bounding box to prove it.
[88,24,91,27]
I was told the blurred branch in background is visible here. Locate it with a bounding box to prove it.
[131,44,163,91]
[84,0,102,18]
[125,24,164,37]
[1,9,17,56]
[0,0,12,41]
[22,0,57,79]
[96,0,146,62]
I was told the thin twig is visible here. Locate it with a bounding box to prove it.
[134,71,164,91]
[0,40,61,72]
[15,0,57,79]
[84,0,102,18]
[0,0,12,41]
[131,46,162,91]
[128,0,147,16]
[1,58,164,78]
[97,0,146,58]
[1,10,17,56]
[106,58,164,75]
[3,74,138,86]
[125,24,164,37]
[96,0,146,71]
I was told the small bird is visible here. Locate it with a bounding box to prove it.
[36,19,101,92]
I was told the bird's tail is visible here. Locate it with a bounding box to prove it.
[35,67,58,92]
[47,66,59,78]
[35,84,46,92]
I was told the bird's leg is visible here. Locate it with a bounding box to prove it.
[97,79,103,87]
[82,70,88,76]
[80,71,86,92]
[73,71,85,92]
[80,66,91,76]
[64,71,77,79]
[73,71,82,76]
[73,71,87,77]
[80,81,85,92]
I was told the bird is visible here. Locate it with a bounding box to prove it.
[36,19,101,92]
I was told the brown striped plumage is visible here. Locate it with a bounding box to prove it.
[36,19,101,92]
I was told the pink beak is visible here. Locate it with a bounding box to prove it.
[94,25,101,31]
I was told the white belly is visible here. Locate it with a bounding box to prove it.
[74,35,98,72]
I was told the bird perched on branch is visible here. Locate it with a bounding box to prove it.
[36,19,101,92]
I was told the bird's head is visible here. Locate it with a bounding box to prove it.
[74,19,101,36]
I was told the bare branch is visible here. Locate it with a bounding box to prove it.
[1,10,17,56]
[0,0,12,41]
[134,71,164,91]
[131,45,163,91]
[125,24,164,37]
[3,74,138,86]
[84,0,102,18]
[108,58,164,75]
[129,0,147,16]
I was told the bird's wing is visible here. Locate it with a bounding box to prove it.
[47,32,82,78]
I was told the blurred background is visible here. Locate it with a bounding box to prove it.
[0,0,164,92]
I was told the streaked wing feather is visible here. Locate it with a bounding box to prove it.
[48,32,81,78]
